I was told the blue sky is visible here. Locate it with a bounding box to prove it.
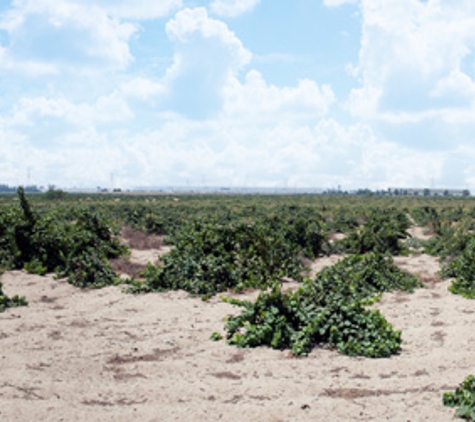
[1,0,475,191]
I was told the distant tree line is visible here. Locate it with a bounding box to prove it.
[323,188,471,197]
[0,184,41,193]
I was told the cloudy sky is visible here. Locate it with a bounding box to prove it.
[1,0,475,191]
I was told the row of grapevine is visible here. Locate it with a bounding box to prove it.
[3,192,475,353]
[0,188,126,288]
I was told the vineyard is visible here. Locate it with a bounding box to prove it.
[1,190,475,420]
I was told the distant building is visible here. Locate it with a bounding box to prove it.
[389,188,469,197]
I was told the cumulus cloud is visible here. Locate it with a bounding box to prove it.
[222,70,335,122]
[163,7,251,118]
[165,7,250,66]
[120,78,165,101]
[209,0,260,17]
[0,0,138,74]
[3,94,475,190]
[6,94,132,129]
[348,0,475,123]
[111,116,449,191]
[4,0,475,192]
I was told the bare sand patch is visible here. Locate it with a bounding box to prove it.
[0,254,473,421]
[407,225,433,241]
[306,255,346,278]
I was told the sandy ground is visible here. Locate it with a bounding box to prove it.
[1,248,474,421]
[407,226,433,241]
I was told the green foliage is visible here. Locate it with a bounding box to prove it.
[425,223,474,260]
[13,186,38,266]
[0,190,126,289]
[222,253,419,357]
[340,209,411,255]
[51,209,126,288]
[0,208,21,269]
[62,247,121,288]
[410,206,440,228]
[130,219,303,297]
[441,238,475,299]
[0,281,27,312]
[282,218,325,259]
[44,187,67,200]
[24,259,48,276]
[310,253,423,302]
[325,207,360,234]
[17,186,36,226]
[443,375,475,421]
[210,332,223,341]
[268,207,326,259]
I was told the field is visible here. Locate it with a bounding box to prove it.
[1,191,475,421]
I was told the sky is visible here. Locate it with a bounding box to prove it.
[1,0,475,191]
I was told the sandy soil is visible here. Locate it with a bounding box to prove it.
[128,246,172,267]
[1,251,474,421]
[407,226,433,241]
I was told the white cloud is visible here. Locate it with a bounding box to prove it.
[355,137,445,188]
[430,70,475,100]
[348,0,475,122]
[111,116,448,191]
[222,70,335,121]
[0,43,58,76]
[83,0,182,20]
[4,0,182,22]
[3,93,475,190]
[323,0,358,7]
[162,8,333,121]
[0,0,138,74]
[120,78,165,101]
[6,94,132,129]
[166,7,250,66]
[163,7,251,117]
[4,0,475,191]
[209,0,260,17]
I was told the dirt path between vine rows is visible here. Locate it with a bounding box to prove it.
[0,253,473,421]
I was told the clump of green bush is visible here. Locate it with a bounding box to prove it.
[340,209,411,255]
[441,238,475,299]
[221,253,422,358]
[425,223,474,260]
[129,219,304,297]
[443,375,475,420]
[0,187,126,288]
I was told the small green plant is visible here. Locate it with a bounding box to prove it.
[24,259,48,276]
[443,375,475,420]
[0,281,27,312]
[210,332,223,341]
